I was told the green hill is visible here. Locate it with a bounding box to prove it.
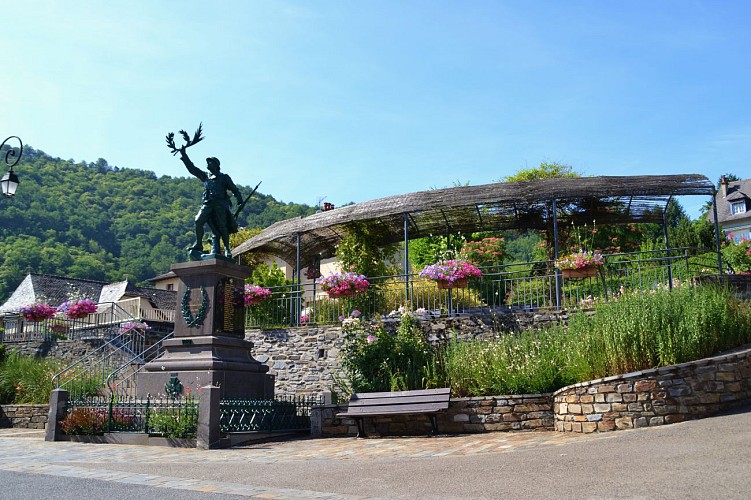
[0,147,315,302]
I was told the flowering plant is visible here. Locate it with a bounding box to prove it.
[57,298,98,319]
[119,320,151,335]
[19,303,57,322]
[418,259,482,286]
[305,265,321,280]
[244,284,273,306]
[459,237,506,268]
[316,272,370,298]
[555,250,604,270]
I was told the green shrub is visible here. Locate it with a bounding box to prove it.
[722,238,751,273]
[148,408,198,438]
[339,311,436,393]
[60,408,105,435]
[0,352,63,404]
[565,284,751,380]
[443,328,575,397]
[440,284,751,397]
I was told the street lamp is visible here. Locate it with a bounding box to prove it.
[1,136,23,197]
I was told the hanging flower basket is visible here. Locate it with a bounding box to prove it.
[556,250,604,280]
[244,285,272,306]
[436,277,469,289]
[46,320,69,335]
[562,265,599,279]
[419,259,482,288]
[119,321,151,335]
[57,299,98,320]
[19,303,57,322]
[316,272,369,299]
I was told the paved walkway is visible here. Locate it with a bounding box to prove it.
[1,406,750,499]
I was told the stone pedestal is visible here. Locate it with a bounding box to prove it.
[138,259,274,399]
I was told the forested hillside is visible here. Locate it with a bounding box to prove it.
[0,147,315,301]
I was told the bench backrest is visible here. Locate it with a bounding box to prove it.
[346,388,451,415]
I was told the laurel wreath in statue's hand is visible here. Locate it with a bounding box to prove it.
[166,123,204,155]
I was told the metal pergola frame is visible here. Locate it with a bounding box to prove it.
[233,174,721,312]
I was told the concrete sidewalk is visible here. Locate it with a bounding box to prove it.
[1,405,750,499]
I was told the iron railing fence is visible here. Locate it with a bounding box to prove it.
[105,332,175,399]
[51,324,152,399]
[245,247,725,328]
[219,394,323,433]
[1,302,138,343]
[63,394,199,437]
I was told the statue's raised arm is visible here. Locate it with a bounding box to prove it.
[179,149,207,182]
[166,123,243,261]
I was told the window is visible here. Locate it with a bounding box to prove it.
[166,284,174,291]
[730,201,746,215]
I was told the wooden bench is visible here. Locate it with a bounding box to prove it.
[337,388,451,437]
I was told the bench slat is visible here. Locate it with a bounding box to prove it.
[350,388,450,400]
[347,395,449,407]
[340,402,448,415]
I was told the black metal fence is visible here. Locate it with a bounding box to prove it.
[61,393,322,438]
[246,247,725,328]
[219,394,323,433]
[63,395,199,438]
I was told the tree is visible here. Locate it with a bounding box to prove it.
[501,162,581,182]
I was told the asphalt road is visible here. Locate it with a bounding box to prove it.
[1,404,749,499]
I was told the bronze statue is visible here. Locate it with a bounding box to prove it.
[166,124,243,261]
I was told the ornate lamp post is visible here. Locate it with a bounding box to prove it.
[1,136,23,197]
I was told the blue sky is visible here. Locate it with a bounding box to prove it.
[4,1,749,218]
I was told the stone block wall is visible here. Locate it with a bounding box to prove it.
[312,394,554,437]
[0,404,49,429]
[246,311,568,397]
[554,346,751,433]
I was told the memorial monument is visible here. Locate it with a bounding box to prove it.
[137,124,273,399]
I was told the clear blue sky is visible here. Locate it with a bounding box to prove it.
[4,1,749,218]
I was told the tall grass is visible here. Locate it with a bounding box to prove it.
[565,284,751,380]
[441,285,751,397]
[0,352,64,404]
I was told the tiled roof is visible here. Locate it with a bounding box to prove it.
[713,178,751,224]
[0,273,175,315]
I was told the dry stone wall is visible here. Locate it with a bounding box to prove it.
[0,404,48,429]
[312,394,554,437]
[554,346,751,433]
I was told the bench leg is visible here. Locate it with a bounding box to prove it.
[429,414,439,436]
[355,417,366,438]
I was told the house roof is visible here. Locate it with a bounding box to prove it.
[712,178,751,225]
[0,274,176,315]
[232,174,715,267]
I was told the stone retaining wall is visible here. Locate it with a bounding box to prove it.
[554,346,751,433]
[247,311,568,397]
[6,338,104,364]
[0,404,49,429]
[312,394,554,437]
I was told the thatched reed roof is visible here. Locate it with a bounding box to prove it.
[232,174,715,267]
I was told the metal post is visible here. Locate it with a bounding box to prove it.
[403,213,410,305]
[663,199,674,290]
[295,232,302,326]
[711,193,723,274]
[552,199,561,310]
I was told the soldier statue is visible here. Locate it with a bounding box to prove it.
[179,148,243,260]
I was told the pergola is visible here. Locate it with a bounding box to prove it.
[233,174,721,276]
